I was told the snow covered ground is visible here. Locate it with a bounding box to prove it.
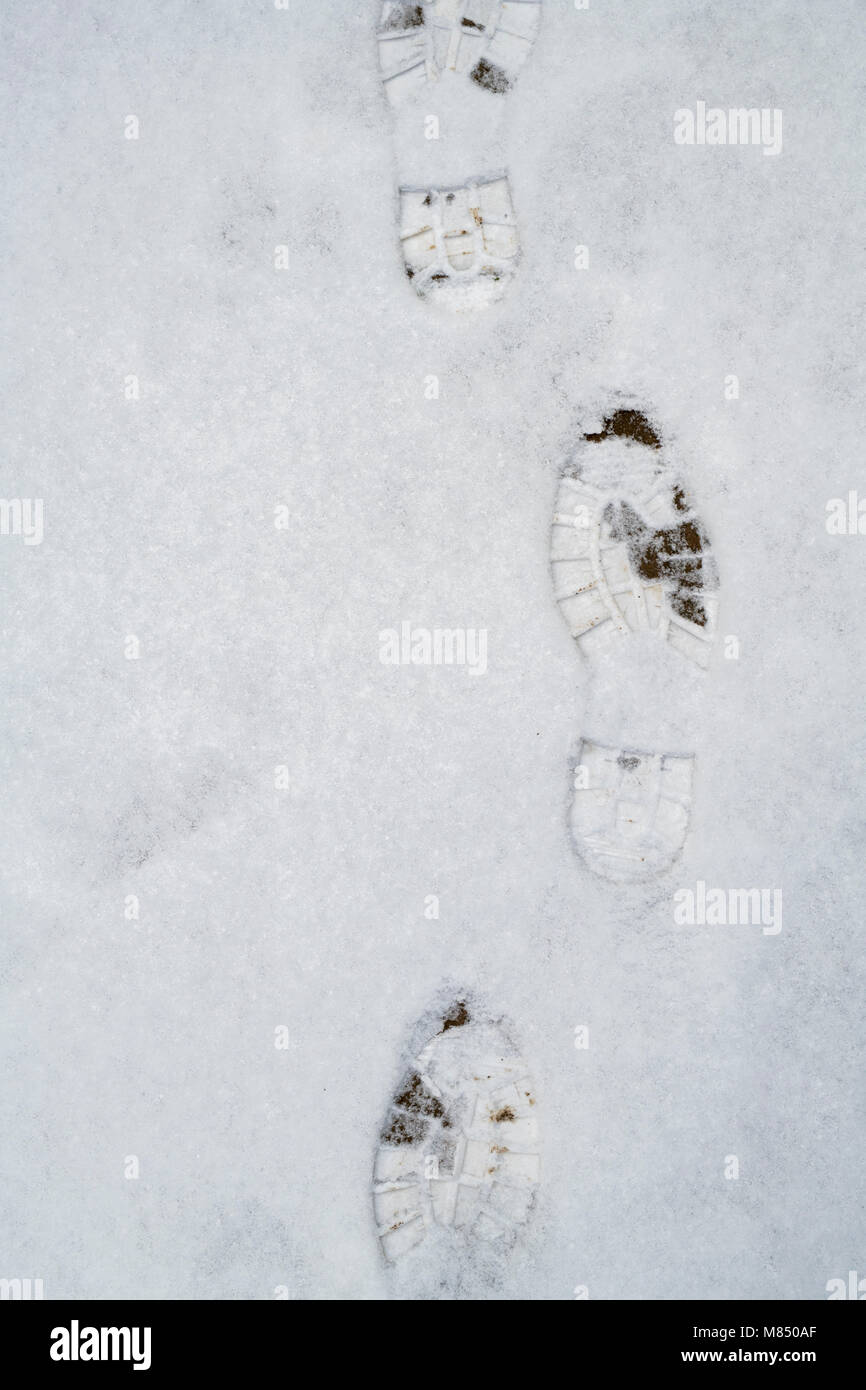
[1,0,864,1300]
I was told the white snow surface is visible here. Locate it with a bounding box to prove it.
[1,0,864,1300]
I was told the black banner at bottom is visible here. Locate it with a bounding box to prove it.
[1,1299,862,1376]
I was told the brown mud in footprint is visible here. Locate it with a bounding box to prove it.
[381,1072,450,1145]
[605,499,714,628]
[381,3,425,33]
[585,408,663,450]
[471,57,511,93]
[442,999,470,1031]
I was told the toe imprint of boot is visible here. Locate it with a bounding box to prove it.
[373,1006,540,1261]
[550,419,718,668]
[378,1,542,103]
